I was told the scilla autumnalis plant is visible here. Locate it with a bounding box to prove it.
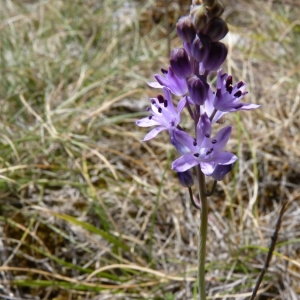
[136,0,260,298]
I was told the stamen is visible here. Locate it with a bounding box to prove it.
[193,140,197,146]
[194,153,200,157]
[158,107,162,113]
[205,133,210,138]
[151,99,156,104]
[161,68,168,74]
[164,99,168,107]
[211,139,217,144]
[237,81,244,89]
[157,95,164,103]
[226,75,232,89]
[146,107,151,111]
[227,85,233,94]
[234,90,242,98]
[148,116,153,120]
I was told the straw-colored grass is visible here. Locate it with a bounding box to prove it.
[0,0,299,299]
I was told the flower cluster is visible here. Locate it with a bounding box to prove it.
[136,0,259,185]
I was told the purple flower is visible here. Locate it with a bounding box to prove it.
[136,87,186,141]
[213,69,260,112]
[172,113,237,175]
[200,88,226,123]
[148,66,188,97]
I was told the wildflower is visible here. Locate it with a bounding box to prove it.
[213,69,260,112]
[148,66,188,97]
[200,88,226,123]
[136,87,186,141]
[172,113,237,175]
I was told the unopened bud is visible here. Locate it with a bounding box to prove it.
[211,164,233,181]
[176,16,196,43]
[190,5,209,32]
[187,75,209,105]
[192,0,202,5]
[207,1,224,18]
[202,0,216,8]
[202,42,227,71]
[191,33,211,62]
[177,170,194,187]
[170,48,192,79]
[203,18,228,42]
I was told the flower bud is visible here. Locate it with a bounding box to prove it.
[211,164,233,181]
[187,75,209,105]
[202,0,216,8]
[202,42,227,71]
[177,170,194,187]
[191,33,211,62]
[190,5,209,32]
[207,1,224,18]
[192,0,202,5]
[176,16,196,43]
[203,17,228,41]
[170,48,192,79]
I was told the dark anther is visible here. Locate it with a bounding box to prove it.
[151,99,156,104]
[157,95,164,103]
[158,107,162,113]
[227,85,233,94]
[225,75,232,89]
[193,140,197,146]
[206,148,213,155]
[161,68,168,74]
[194,153,200,157]
[211,139,217,144]
[164,100,168,107]
[237,81,244,89]
[148,116,153,120]
[205,133,210,138]
[234,90,242,98]
[171,121,175,126]
[146,107,151,111]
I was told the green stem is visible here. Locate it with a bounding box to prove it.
[197,165,208,300]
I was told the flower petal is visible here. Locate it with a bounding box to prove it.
[172,153,199,172]
[213,151,238,165]
[211,126,232,150]
[148,81,163,89]
[173,129,197,152]
[200,161,215,175]
[142,126,166,141]
[136,117,161,127]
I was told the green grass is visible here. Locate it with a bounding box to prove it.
[1,0,300,299]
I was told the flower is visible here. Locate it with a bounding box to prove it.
[213,69,260,112]
[136,87,186,141]
[200,88,226,123]
[148,66,188,97]
[172,113,237,175]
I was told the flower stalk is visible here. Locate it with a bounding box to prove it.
[197,165,208,299]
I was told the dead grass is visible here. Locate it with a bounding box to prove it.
[0,0,300,299]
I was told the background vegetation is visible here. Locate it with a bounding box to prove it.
[0,0,300,299]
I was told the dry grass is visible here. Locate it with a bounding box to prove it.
[0,0,300,299]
